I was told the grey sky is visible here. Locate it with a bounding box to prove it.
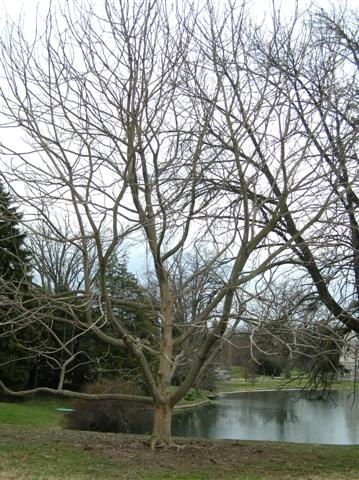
[0,0,352,22]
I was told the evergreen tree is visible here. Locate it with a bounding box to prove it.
[21,246,156,389]
[86,252,157,384]
[0,183,32,392]
[103,253,155,338]
[0,185,29,281]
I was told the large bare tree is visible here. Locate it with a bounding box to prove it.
[251,5,359,335]
[0,0,356,446]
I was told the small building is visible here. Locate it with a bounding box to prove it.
[339,333,359,377]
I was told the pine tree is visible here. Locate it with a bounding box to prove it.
[82,252,157,385]
[0,183,32,392]
[103,253,155,338]
[0,184,29,281]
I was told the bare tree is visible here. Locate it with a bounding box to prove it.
[249,5,359,335]
[241,277,345,383]
[27,221,98,293]
[0,0,356,447]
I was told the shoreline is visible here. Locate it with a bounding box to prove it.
[212,387,302,396]
[176,384,354,409]
[175,387,302,409]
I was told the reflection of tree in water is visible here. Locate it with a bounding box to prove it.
[342,391,359,444]
[229,391,299,429]
[172,392,300,439]
[172,404,221,438]
[172,391,359,443]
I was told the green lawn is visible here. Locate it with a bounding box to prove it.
[0,397,71,428]
[216,368,356,393]
[0,439,119,480]
[1,425,358,480]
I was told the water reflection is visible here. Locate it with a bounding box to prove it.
[172,390,359,444]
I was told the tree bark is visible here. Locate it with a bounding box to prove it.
[151,401,173,448]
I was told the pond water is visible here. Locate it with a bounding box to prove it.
[172,390,359,444]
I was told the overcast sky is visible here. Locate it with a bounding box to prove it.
[0,0,354,23]
[0,0,355,276]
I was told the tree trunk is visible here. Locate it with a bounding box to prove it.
[151,401,173,448]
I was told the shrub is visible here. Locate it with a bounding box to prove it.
[184,388,202,402]
[65,380,153,434]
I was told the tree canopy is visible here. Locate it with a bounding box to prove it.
[0,0,357,446]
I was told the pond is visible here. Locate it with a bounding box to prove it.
[172,390,359,444]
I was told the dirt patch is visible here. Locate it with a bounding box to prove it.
[0,425,272,472]
[1,425,358,479]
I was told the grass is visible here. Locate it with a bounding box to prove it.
[216,376,301,393]
[1,375,358,479]
[0,397,71,428]
[216,368,356,394]
[0,425,358,480]
[0,439,120,480]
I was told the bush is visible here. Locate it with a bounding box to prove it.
[184,388,202,402]
[65,380,153,434]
